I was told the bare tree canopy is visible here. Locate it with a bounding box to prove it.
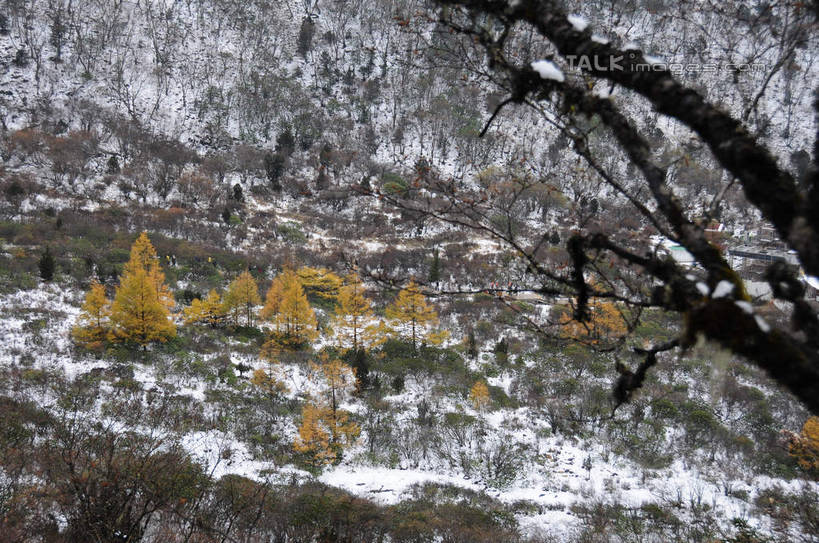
[371,0,819,413]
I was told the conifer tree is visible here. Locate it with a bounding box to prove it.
[293,403,334,466]
[38,246,56,282]
[72,279,111,349]
[261,269,318,353]
[428,247,441,285]
[297,266,343,302]
[109,232,176,346]
[223,270,261,327]
[332,273,384,352]
[183,289,226,327]
[466,328,478,360]
[385,281,446,351]
[787,416,819,478]
[294,354,360,466]
[469,380,490,412]
[559,301,628,346]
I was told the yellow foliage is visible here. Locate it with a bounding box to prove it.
[109,232,176,346]
[261,269,318,354]
[331,273,385,351]
[250,368,289,398]
[293,402,335,466]
[183,289,226,326]
[124,231,175,310]
[294,354,360,466]
[297,266,343,300]
[385,281,440,350]
[788,416,819,477]
[223,270,261,326]
[559,302,628,345]
[469,380,490,411]
[72,279,111,349]
[310,353,357,410]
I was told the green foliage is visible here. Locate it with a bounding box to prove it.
[38,246,55,281]
[381,172,409,196]
[277,222,307,244]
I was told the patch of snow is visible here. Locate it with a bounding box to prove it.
[531,60,565,82]
[735,301,754,314]
[567,14,589,32]
[712,280,734,299]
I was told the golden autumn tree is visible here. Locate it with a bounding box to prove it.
[183,289,226,327]
[385,281,446,351]
[109,232,176,346]
[469,380,490,412]
[72,279,111,349]
[250,366,290,415]
[331,272,385,352]
[223,270,261,327]
[293,403,334,466]
[787,416,819,478]
[297,266,343,302]
[559,302,628,347]
[124,231,175,310]
[294,354,360,466]
[261,269,318,354]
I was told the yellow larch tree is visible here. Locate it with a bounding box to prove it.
[72,279,111,349]
[469,380,491,412]
[293,403,335,466]
[250,366,289,409]
[787,416,819,478]
[109,232,176,346]
[559,301,628,346]
[331,272,385,352]
[125,231,175,310]
[183,289,227,327]
[294,354,360,466]
[385,281,446,351]
[223,270,261,327]
[261,269,318,354]
[297,266,343,302]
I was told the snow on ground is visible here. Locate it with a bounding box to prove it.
[1,286,817,539]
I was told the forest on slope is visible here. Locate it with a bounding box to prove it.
[1,0,818,541]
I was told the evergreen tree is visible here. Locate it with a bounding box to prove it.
[223,270,261,327]
[232,183,244,203]
[296,17,316,58]
[276,124,296,157]
[38,246,56,282]
[428,247,441,286]
[466,328,478,360]
[385,281,446,351]
[344,348,372,391]
[107,155,121,174]
[264,152,285,191]
[109,232,176,346]
[72,279,111,349]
